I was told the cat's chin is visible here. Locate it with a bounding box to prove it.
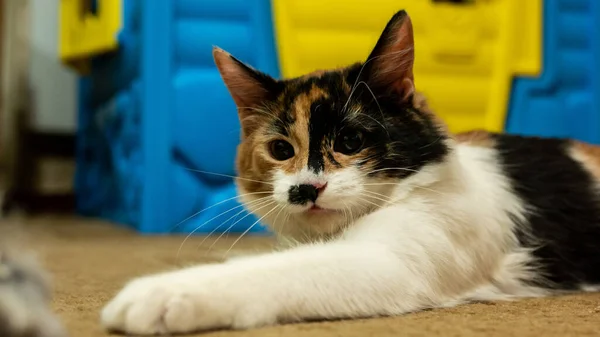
[277,210,347,240]
[306,205,338,215]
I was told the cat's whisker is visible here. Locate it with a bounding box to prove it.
[341,200,354,230]
[237,106,286,127]
[344,54,380,111]
[375,57,414,77]
[182,168,275,186]
[345,204,359,232]
[352,109,388,137]
[354,81,389,137]
[176,197,272,259]
[362,183,403,186]
[282,211,292,238]
[363,189,395,199]
[419,135,444,150]
[195,211,246,251]
[362,167,420,176]
[362,182,452,198]
[271,204,288,238]
[224,204,282,256]
[340,202,348,225]
[170,191,273,232]
[343,77,363,113]
[354,195,383,210]
[206,201,277,253]
[346,201,355,225]
[195,198,274,251]
[362,190,397,204]
[342,47,414,113]
[359,192,396,206]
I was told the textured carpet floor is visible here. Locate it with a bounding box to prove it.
[11,216,600,336]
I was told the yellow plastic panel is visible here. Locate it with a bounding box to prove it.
[272,0,542,133]
[59,0,122,73]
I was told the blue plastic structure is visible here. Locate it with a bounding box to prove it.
[507,0,600,144]
[76,0,279,234]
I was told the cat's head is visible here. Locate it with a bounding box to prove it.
[214,10,450,239]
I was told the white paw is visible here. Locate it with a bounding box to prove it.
[101,271,275,335]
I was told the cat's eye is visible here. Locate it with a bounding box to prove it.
[334,130,364,155]
[269,140,295,161]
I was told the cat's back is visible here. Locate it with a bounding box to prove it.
[456,130,600,289]
[455,130,600,189]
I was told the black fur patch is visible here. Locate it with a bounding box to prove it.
[306,100,331,172]
[494,134,600,289]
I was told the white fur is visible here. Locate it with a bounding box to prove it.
[101,143,548,335]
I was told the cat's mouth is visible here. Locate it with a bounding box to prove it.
[306,204,337,215]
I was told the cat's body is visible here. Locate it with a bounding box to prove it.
[101,10,600,335]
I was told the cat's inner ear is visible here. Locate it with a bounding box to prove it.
[364,10,415,102]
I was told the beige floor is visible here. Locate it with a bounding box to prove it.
[13,216,600,337]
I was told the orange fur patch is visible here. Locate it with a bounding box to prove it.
[571,141,600,182]
[235,137,273,194]
[455,130,495,147]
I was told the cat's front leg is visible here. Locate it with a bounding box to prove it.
[101,236,425,335]
[101,206,477,335]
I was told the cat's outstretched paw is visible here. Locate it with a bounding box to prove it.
[101,272,274,335]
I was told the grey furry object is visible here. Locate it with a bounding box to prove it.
[0,226,66,337]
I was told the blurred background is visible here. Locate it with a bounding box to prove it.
[0,0,598,236]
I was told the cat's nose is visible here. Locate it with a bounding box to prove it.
[288,184,325,204]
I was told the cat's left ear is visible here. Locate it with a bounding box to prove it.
[213,47,279,110]
[213,47,281,136]
[364,10,415,102]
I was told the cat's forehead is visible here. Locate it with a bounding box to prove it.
[283,69,353,103]
[275,68,359,120]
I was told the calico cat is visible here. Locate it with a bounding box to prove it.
[101,10,600,335]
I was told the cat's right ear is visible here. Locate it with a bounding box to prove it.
[363,10,415,103]
[213,47,279,134]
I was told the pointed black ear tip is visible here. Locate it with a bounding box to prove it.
[395,9,408,18]
[390,9,411,25]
